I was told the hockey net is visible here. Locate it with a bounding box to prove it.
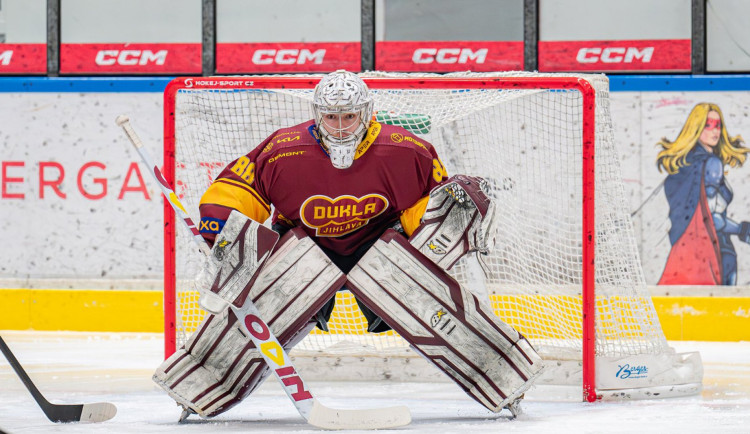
[163,72,702,401]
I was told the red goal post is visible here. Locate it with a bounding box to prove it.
[161,73,701,403]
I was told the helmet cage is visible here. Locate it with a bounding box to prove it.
[314,103,373,169]
[312,71,374,169]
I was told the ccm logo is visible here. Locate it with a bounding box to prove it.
[412,48,488,64]
[252,49,325,65]
[95,50,168,66]
[576,47,654,64]
[0,50,12,65]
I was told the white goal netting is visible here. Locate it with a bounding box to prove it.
[165,72,694,391]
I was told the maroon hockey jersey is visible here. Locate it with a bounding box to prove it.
[199,119,447,256]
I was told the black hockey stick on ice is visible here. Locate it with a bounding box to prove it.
[0,336,117,423]
[116,115,411,430]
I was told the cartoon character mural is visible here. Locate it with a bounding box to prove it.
[657,103,750,285]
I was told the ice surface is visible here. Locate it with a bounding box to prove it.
[0,331,748,433]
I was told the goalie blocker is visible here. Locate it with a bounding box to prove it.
[347,229,543,413]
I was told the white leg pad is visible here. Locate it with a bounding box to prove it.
[347,229,543,412]
[154,228,346,418]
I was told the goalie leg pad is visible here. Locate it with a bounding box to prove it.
[347,229,543,412]
[409,174,497,270]
[154,228,346,418]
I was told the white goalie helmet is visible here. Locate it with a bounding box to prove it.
[312,70,374,169]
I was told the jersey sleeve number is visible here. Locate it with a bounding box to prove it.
[231,156,256,184]
[432,158,447,183]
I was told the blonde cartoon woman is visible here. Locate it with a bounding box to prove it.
[657,103,750,285]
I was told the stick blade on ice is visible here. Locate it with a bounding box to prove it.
[78,402,118,423]
[45,402,117,423]
[1,336,117,424]
[307,400,411,430]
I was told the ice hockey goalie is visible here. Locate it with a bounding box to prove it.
[152,70,543,420]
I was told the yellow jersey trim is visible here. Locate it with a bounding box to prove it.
[354,121,382,160]
[400,195,430,237]
[199,179,271,223]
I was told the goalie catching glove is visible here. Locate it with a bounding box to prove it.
[409,174,497,270]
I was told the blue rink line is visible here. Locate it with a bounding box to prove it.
[0,77,174,92]
[2,75,750,92]
[609,74,750,91]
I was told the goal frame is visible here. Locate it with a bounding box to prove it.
[162,75,598,401]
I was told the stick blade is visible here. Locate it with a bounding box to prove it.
[78,402,117,423]
[307,399,411,430]
[115,114,130,126]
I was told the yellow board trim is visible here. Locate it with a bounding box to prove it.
[1,289,163,333]
[2,289,749,341]
[652,296,750,341]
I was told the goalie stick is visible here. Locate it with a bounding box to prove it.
[116,115,411,430]
[0,336,117,423]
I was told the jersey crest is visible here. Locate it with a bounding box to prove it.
[300,194,389,237]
